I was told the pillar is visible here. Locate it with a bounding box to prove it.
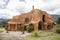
[43,23,47,30]
[42,25,44,30]
[8,24,10,31]
[15,24,17,31]
[52,24,56,30]
[22,25,25,31]
[34,23,38,31]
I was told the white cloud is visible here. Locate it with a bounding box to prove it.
[0,0,60,19]
[6,0,20,10]
[53,9,60,15]
[0,8,19,19]
[16,0,60,14]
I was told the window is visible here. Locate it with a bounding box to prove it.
[25,18,29,23]
[42,15,45,22]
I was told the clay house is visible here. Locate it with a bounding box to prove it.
[8,6,56,31]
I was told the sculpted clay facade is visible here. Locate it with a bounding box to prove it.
[8,6,56,31]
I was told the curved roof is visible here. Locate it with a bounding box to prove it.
[8,8,53,25]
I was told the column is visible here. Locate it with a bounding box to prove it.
[43,23,47,30]
[8,24,10,31]
[34,23,38,31]
[42,25,44,30]
[15,24,17,31]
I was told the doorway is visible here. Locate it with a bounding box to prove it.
[24,26,27,31]
[38,22,42,30]
[10,24,16,31]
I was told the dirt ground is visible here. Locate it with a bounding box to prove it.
[0,30,31,40]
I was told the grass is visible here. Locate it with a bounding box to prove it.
[0,28,4,32]
[57,24,60,28]
[0,24,60,40]
[25,31,60,40]
[25,36,60,40]
[25,24,60,40]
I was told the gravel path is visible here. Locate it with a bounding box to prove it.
[0,31,31,40]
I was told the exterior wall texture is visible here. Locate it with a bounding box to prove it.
[8,6,56,31]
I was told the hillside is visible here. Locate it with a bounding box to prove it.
[51,15,60,21]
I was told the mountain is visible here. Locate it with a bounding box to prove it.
[0,14,60,23]
[51,15,60,21]
[0,18,9,22]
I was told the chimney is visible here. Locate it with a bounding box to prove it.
[32,5,34,10]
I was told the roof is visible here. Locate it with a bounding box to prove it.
[8,6,52,25]
[8,21,20,24]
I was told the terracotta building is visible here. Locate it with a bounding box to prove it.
[8,6,56,31]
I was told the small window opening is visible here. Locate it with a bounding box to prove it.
[25,18,29,23]
[42,15,45,22]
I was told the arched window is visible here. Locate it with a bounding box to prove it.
[42,15,45,22]
[25,18,29,23]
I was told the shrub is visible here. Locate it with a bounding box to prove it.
[26,25,34,32]
[0,28,4,32]
[18,25,23,32]
[57,24,60,28]
[56,28,60,34]
[32,31,39,37]
[0,22,8,28]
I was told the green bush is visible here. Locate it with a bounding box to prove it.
[56,28,60,34]
[18,25,23,32]
[57,24,60,28]
[33,31,39,37]
[26,25,34,32]
[0,22,8,28]
[0,28,4,32]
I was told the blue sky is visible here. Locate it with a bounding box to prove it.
[0,0,60,19]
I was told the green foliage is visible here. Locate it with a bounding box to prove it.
[56,28,60,34]
[18,25,23,32]
[32,31,39,37]
[0,28,4,32]
[0,22,8,28]
[26,25,34,32]
[57,24,60,28]
[57,17,60,24]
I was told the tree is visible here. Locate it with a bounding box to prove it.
[0,21,8,28]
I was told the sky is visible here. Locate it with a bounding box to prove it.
[0,0,60,19]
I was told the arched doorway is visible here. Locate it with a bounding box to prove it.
[10,24,16,31]
[47,24,51,30]
[25,24,34,32]
[38,21,42,30]
[47,23,52,30]
[18,24,23,31]
[24,26,27,31]
[29,24,34,31]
